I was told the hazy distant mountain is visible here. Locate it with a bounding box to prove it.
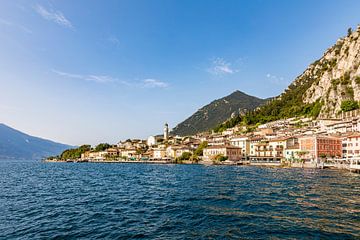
[172,90,266,136]
[0,123,73,160]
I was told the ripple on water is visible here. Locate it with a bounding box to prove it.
[0,162,359,239]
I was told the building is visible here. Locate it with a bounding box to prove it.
[164,123,169,141]
[249,137,264,156]
[106,148,119,157]
[203,145,242,161]
[121,148,137,158]
[299,135,342,161]
[152,147,167,159]
[147,135,162,146]
[268,138,287,159]
[249,136,300,161]
[283,137,301,161]
[88,151,107,160]
[166,145,192,158]
[342,134,360,158]
[284,145,301,161]
[207,134,229,146]
[230,136,251,157]
[252,140,273,159]
[254,127,274,136]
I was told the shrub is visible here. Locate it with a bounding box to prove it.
[177,152,192,161]
[355,76,360,85]
[340,100,359,112]
[194,141,208,156]
[214,154,228,162]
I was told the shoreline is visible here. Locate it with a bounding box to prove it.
[43,159,360,172]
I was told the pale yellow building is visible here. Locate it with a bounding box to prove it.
[203,145,242,161]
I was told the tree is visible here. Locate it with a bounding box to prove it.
[297,150,309,163]
[94,143,111,152]
[177,152,192,161]
[194,141,208,156]
[348,27,352,37]
[214,154,228,162]
[340,100,359,112]
[213,114,242,133]
[60,144,91,159]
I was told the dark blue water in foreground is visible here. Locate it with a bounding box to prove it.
[0,161,359,239]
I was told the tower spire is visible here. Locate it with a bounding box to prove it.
[164,123,169,141]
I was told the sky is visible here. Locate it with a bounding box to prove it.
[1,0,360,146]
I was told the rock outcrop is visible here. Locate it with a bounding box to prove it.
[300,25,360,117]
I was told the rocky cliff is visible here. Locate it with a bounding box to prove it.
[300,25,360,117]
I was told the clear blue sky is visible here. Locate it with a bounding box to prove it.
[1,0,360,145]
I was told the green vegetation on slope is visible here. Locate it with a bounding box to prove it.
[341,100,359,112]
[94,143,111,152]
[172,90,266,136]
[194,141,208,157]
[60,145,91,159]
[213,115,242,133]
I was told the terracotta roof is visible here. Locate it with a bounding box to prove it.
[205,145,241,150]
[346,134,360,139]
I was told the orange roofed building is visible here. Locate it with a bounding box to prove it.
[299,135,342,161]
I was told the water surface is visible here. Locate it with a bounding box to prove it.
[0,161,359,239]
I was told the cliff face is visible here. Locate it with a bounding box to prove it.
[300,26,360,117]
[174,25,360,135]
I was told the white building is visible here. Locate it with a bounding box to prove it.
[153,148,167,159]
[146,136,158,147]
[343,134,360,158]
[88,151,107,160]
[230,136,250,156]
[121,148,137,158]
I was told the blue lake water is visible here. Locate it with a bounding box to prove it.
[0,161,359,239]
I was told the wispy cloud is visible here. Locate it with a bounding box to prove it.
[207,57,239,76]
[266,73,286,85]
[52,69,116,83]
[34,4,74,29]
[52,69,169,89]
[0,18,32,34]
[107,36,121,47]
[142,79,169,88]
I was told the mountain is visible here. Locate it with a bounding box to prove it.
[0,123,73,160]
[172,90,267,136]
[238,25,360,126]
[302,26,360,117]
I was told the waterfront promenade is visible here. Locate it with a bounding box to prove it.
[45,157,360,173]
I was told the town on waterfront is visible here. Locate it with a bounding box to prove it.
[47,109,360,173]
[3,1,360,239]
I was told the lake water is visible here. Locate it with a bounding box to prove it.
[0,161,359,239]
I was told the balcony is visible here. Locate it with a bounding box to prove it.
[256,148,269,152]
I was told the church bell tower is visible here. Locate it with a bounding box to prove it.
[164,123,169,141]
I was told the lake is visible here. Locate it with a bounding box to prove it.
[0,161,359,239]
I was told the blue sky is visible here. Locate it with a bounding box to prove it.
[1,0,360,145]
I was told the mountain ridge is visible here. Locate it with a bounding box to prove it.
[172,90,267,136]
[0,123,73,160]
[239,25,360,125]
